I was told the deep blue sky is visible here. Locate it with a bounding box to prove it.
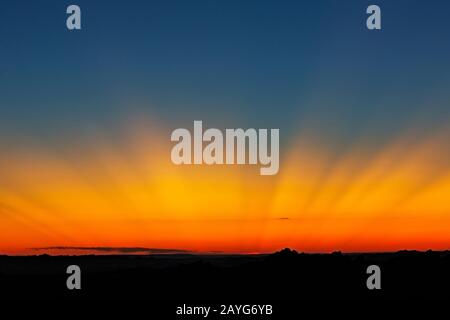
[1,0,450,149]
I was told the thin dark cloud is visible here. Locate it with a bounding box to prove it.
[32,246,191,254]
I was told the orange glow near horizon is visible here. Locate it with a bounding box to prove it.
[1,118,449,255]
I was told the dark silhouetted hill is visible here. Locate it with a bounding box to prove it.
[0,249,448,300]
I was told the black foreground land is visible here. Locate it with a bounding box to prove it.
[0,249,448,300]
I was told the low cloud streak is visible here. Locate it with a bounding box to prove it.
[32,246,191,254]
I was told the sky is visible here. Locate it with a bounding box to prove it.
[1,0,450,254]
